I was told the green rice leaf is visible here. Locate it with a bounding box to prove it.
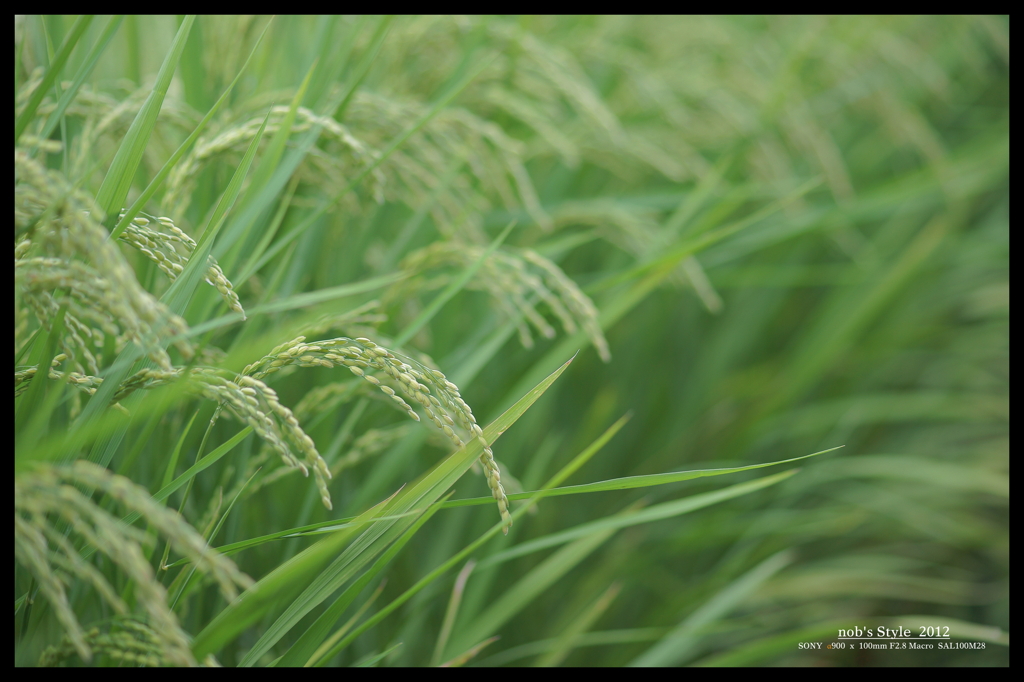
[110,17,273,241]
[34,16,123,146]
[94,16,194,228]
[630,550,795,666]
[14,15,93,144]
[191,353,575,660]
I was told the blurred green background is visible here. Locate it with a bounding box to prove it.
[15,16,1008,666]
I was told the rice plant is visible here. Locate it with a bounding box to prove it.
[15,16,1008,666]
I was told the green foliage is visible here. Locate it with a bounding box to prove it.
[15,15,1008,667]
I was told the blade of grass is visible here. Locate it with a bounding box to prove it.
[43,19,213,463]
[94,16,194,228]
[445,446,842,509]
[480,628,667,666]
[159,411,199,491]
[191,485,407,659]
[110,17,273,240]
[331,15,393,122]
[163,510,428,569]
[149,427,253,507]
[238,50,499,281]
[22,374,191,469]
[478,469,801,569]
[192,353,574,660]
[182,409,630,561]
[379,155,466,272]
[450,466,805,662]
[178,272,404,341]
[14,15,93,144]
[168,466,262,609]
[354,641,403,667]
[534,582,621,666]
[448,519,619,657]
[592,176,823,294]
[431,560,476,666]
[50,427,836,572]
[304,16,360,109]
[286,493,452,667]
[16,314,80,462]
[273,579,385,666]
[15,305,67,438]
[240,354,577,664]
[213,57,316,259]
[630,549,795,666]
[394,220,516,346]
[308,405,625,666]
[660,152,736,242]
[34,16,123,147]
[764,211,954,415]
[439,636,500,667]
[14,329,40,366]
[162,110,270,314]
[77,425,254,565]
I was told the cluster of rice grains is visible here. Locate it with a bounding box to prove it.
[116,211,245,320]
[395,242,611,363]
[160,89,549,250]
[243,335,514,532]
[34,619,222,667]
[14,150,192,376]
[162,105,385,217]
[15,149,248,425]
[13,332,510,530]
[15,461,252,666]
[38,621,169,667]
